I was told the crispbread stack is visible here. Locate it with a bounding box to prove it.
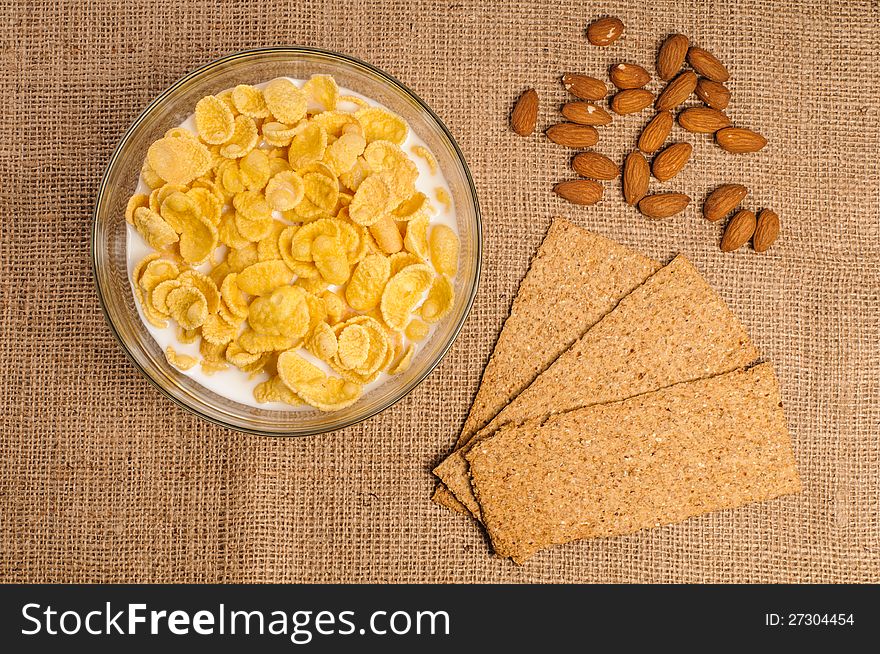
[433,218,660,513]
[434,220,800,562]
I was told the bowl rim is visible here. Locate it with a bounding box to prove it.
[91,45,482,437]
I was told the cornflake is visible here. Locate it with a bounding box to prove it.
[128,74,460,411]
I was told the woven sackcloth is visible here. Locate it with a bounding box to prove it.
[1,0,877,583]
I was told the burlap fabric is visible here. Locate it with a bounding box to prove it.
[1,0,877,583]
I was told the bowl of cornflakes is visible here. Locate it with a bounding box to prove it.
[92,47,481,435]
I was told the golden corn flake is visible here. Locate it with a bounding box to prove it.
[419,274,454,323]
[299,172,339,216]
[368,215,403,255]
[380,263,433,331]
[165,346,198,371]
[288,122,327,169]
[411,144,438,174]
[232,189,272,222]
[125,193,149,225]
[323,132,366,175]
[220,272,250,319]
[236,260,295,296]
[178,327,201,344]
[225,340,263,367]
[278,350,361,412]
[239,149,271,191]
[257,221,286,261]
[217,159,246,196]
[338,156,371,191]
[405,319,430,341]
[150,278,181,315]
[389,251,423,276]
[226,243,259,272]
[428,223,459,276]
[391,191,430,222]
[186,187,222,226]
[435,186,452,211]
[311,234,350,285]
[147,136,212,186]
[264,78,308,124]
[195,95,236,145]
[390,343,415,375]
[178,212,218,265]
[346,253,391,311]
[307,321,338,361]
[248,285,310,339]
[261,121,297,147]
[166,285,209,330]
[300,376,362,411]
[349,175,390,226]
[141,158,165,189]
[403,214,430,260]
[378,159,418,208]
[336,323,371,370]
[295,275,329,296]
[356,107,408,144]
[265,170,305,211]
[201,313,238,345]
[218,211,251,249]
[289,218,339,261]
[234,210,274,242]
[177,269,220,314]
[254,375,303,405]
[220,114,259,159]
[363,140,408,172]
[337,316,388,381]
[133,207,178,250]
[304,74,339,112]
[231,84,269,119]
[239,329,296,354]
[322,290,347,324]
[159,190,198,233]
[138,258,180,294]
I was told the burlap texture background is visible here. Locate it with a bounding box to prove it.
[1,0,877,583]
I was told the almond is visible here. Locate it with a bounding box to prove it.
[721,209,757,251]
[623,151,650,205]
[561,101,613,126]
[655,70,697,110]
[611,89,654,115]
[678,107,731,133]
[545,123,600,148]
[651,142,693,182]
[561,73,608,101]
[703,184,748,221]
[511,88,538,136]
[572,152,620,180]
[587,17,624,46]
[657,33,689,81]
[687,47,730,82]
[554,179,604,205]
[715,127,767,153]
[610,62,651,89]
[638,192,691,218]
[638,111,674,153]
[753,209,780,252]
[695,78,731,110]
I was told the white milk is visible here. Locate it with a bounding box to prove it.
[127,79,459,409]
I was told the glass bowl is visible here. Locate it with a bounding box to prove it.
[92,47,482,436]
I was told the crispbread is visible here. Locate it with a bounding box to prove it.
[467,363,801,563]
[434,218,660,512]
[435,255,760,516]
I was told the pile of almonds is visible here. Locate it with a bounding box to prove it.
[510,16,779,253]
